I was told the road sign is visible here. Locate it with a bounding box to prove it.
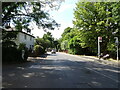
[114,37,119,45]
[98,37,102,42]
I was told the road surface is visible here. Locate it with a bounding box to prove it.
[2,52,120,88]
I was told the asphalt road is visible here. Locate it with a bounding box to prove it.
[2,52,120,88]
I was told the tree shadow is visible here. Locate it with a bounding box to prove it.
[2,57,119,88]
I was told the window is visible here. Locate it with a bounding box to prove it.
[24,34,26,40]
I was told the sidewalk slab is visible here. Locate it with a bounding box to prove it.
[60,52,120,68]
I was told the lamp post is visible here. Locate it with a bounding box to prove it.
[114,37,119,61]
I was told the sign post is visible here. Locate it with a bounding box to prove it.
[98,37,102,59]
[114,37,119,61]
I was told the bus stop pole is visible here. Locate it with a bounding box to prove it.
[114,37,119,61]
[98,37,100,59]
[117,43,119,61]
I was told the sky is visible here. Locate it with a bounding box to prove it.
[31,0,78,39]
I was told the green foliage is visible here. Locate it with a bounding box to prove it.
[61,40,69,50]
[2,2,25,25]
[13,18,31,33]
[61,27,72,38]
[53,40,60,51]
[2,47,22,63]
[43,32,54,48]
[73,2,120,56]
[68,36,82,54]
[3,43,29,63]
[2,31,18,48]
[2,1,63,62]
[18,43,29,61]
[61,27,84,54]
[2,2,60,31]
[35,32,54,49]
[34,32,60,55]
[33,45,45,56]
[60,2,120,58]
[18,43,26,50]
[2,31,29,63]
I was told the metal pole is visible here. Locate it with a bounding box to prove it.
[117,44,119,61]
[114,37,119,61]
[98,37,100,59]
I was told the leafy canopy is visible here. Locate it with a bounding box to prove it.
[2,1,62,31]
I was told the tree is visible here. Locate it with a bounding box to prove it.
[2,1,64,62]
[34,32,57,55]
[61,27,84,54]
[61,27,72,38]
[53,40,60,51]
[35,37,51,50]
[2,30,18,48]
[61,40,69,51]
[73,2,120,56]
[60,27,73,51]
[13,18,31,33]
[43,32,54,48]
[2,2,61,31]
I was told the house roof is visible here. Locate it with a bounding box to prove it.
[5,31,35,38]
[3,27,35,38]
[19,31,35,38]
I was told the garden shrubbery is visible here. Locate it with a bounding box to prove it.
[33,45,46,56]
[2,43,29,63]
[3,47,21,63]
[18,43,29,62]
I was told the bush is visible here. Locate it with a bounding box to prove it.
[2,43,29,63]
[18,43,29,62]
[18,43,26,50]
[2,47,22,63]
[33,45,45,56]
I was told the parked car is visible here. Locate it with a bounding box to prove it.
[51,49,56,54]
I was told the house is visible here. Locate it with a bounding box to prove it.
[15,31,35,50]
[4,27,35,50]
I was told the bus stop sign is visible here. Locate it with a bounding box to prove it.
[98,37,102,42]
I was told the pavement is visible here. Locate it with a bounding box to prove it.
[2,52,120,88]
[61,52,120,68]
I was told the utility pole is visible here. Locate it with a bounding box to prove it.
[114,37,119,61]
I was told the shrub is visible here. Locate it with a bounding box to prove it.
[33,45,45,56]
[18,43,26,50]
[2,47,22,63]
[18,43,29,62]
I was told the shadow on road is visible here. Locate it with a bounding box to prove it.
[2,54,119,88]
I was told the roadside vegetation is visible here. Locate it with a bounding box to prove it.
[60,2,120,60]
[2,1,120,63]
[2,1,61,63]
[33,32,60,56]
